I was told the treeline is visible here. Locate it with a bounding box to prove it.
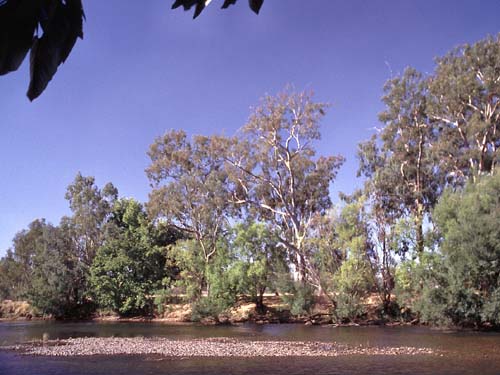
[1,35,499,327]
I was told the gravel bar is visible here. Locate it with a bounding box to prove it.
[4,337,436,357]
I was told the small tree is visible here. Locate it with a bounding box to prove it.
[231,221,284,312]
[330,197,373,321]
[90,198,178,316]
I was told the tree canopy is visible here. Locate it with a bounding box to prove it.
[1,34,500,327]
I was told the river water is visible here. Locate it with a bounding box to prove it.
[1,321,499,374]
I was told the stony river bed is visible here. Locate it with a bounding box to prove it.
[5,337,436,357]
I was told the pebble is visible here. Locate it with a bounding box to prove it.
[4,337,436,358]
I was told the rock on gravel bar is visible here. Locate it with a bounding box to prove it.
[4,337,436,357]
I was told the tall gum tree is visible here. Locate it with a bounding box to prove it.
[224,90,344,288]
[429,35,500,183]
[360,68,441,253]
[65,173,118,267]
[146,130,234,294]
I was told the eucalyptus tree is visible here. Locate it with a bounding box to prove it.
[359,68,441,253]
[224,90,344,288]
[146,130,235,294]
[0,250,23,300]
[1,219,89,318]
[65,173,118,266]
[25,221,89,318]
[429,35,500,183]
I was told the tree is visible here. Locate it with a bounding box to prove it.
[359,68,441,254]
[225,89,344,289]
[0,0,264,100]
[146,130,234,295]
[26,224,82,318]
[65,172,118,266]
[5,219,89,318]
[330,196,373,320]
[3,219,48,297]
[429,34,500,183]
[0,249,24,300]
[425,171,500,327]
[90,198,178,316]
[231,221,283,311]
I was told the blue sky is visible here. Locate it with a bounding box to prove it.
[1,0,499,256]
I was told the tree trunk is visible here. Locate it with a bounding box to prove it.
[256,290,265,314]
[295,252,307,283]
[415,202,424,253]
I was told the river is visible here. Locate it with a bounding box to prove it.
[1,321,499,374]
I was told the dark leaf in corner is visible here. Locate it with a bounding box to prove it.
[27,0,85,101]
[0,0,38,75]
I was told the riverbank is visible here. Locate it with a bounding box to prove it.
[0,301,36,321]
[4,337,436,357]
[1,295,414,327]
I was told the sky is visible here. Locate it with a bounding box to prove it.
[1,0,500,256]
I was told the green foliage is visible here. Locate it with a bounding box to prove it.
[191,297,231,322]
[11,220,90,318]
[430,35,500,180]
[169,240,207,300]
[397,173,500,326]
[430,172,500,326]
[65,172,118,266]
[153,288,172,315]
[90,198,179,316]
[325,197,373,320]
[0,250,23,300]
[188,239,242,321]
[170,237,240,321]
[281,281,316,316]
[230,222,284,310]
[147,131,233,254]
[394,251,446,322]
[333,256,372,321]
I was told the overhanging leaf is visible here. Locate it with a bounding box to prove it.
[27,0,84,101]
[221,0,237,9]
[172,0,264,18]
[248,0,263,14]
[0,0,38,75]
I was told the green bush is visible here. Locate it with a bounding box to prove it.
[281,282,316,316]
[191,296,233,322]
[332,254,372,321]
[401,172,500,327]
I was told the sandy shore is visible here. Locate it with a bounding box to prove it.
[4,337,436,357]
